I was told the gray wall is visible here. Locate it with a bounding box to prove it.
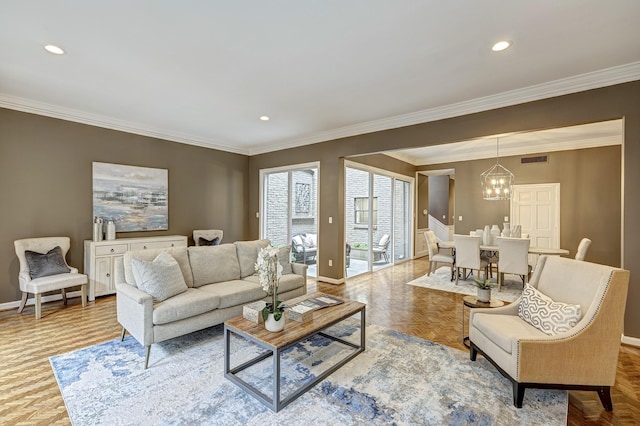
[0,108,249,303]
[249,81,640,339]
[428,175,451,225]
[418,145,622,267]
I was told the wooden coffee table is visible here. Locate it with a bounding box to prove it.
[224,292,366,412]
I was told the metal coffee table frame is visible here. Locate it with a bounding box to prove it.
[224,306,365,412]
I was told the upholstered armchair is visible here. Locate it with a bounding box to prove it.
[469,255,629,410]
[14,237,87,319]
[193,229,223,246]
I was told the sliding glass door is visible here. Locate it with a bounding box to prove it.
[345,162,413,277]
[261,163,319,277]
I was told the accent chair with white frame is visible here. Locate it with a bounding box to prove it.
[14,237,87,319]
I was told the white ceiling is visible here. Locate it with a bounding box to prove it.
[1,1,639,156]
[385,119,623,166]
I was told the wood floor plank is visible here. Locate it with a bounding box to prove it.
[0,256,638,425]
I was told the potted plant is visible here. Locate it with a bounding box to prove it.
[472,278,496,302]
[255,245,287,332]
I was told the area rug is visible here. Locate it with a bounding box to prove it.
[407,266,524,302]
[50,323,566,425]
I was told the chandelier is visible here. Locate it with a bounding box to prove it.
[481,138,514,200]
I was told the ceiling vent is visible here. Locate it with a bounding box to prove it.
[521,155,548,164]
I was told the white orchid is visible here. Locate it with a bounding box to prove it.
[255,245,285,320]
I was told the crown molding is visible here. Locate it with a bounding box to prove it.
[0,95,249,155]
[249,61,640,155]
[1,62,638,157]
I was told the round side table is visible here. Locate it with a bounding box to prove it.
[462,295,505,349]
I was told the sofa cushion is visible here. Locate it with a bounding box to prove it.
[277,245,293,275]
[124,247,194,288]
[198,280,266,309]
[152,288,221,325]
[188,244,241,286]
[131,252,188,302]
[243,273,304,294]
[25,246,70,279]
[304,234,317,248]
[235,239,270,278]
[519,283,582,336]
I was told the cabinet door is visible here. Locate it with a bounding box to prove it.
[94,257,112,297]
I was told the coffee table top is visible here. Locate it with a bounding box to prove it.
[225,292,366,349]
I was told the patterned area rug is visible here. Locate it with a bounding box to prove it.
[406,266,524,302]
[50,322,566,425]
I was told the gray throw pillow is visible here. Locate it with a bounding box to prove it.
[518,283,581,336]
[25,246,70,279]
[131,252,188,302]
[198,236,220,246]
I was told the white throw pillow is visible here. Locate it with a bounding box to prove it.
[131,252,188,302]
[518,283,581,336]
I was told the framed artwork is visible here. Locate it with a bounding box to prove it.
[92,162,168,232]
[295,183,310,213]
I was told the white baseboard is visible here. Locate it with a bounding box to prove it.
[0,290,85,312]
[316,276,345,285]
[622,334,640,347]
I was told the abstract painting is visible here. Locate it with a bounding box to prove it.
[92,162,168,232]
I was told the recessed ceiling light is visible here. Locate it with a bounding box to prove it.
[260,116,270,121]
[492,40,512,52]
[44,44,65,55]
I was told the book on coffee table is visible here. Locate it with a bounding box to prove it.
[287,294,343,322]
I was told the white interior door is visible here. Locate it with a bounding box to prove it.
[511,184,560,248]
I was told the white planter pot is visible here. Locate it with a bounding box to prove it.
[477,288,492,303]
[265,313,285,332]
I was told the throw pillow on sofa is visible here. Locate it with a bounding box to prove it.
[131,252,188,302]
[518,283,581,336]
[198,236,220,246]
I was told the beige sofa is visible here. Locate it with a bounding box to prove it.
[115,239,307,368]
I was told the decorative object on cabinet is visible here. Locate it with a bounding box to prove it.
[92,162,168,232]
[14,237,87,319]
[84,235,187,301]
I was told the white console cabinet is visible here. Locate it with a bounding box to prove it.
[84,235,187,301]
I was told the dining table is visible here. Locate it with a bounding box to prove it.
[436,240,570,281]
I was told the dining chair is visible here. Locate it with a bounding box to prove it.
[453,234,489,285]
[575,237,592,261]
[424,230,454,278]
[14,237,87,319]
[496,237,531,292]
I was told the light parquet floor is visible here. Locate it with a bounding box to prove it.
[0,256,638,425]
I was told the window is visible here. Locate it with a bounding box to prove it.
[354,197,377,225]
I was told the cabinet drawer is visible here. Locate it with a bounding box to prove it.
[95,244,128,256]
[129,240,184,251]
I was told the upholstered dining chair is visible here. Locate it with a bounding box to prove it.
[575,237,592,261]
[14,237,87,319]
[453,234,489,285]
[496,237,531,291]
[193,229,224,246]
[469,255,629,410]
[424,230,454,277]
